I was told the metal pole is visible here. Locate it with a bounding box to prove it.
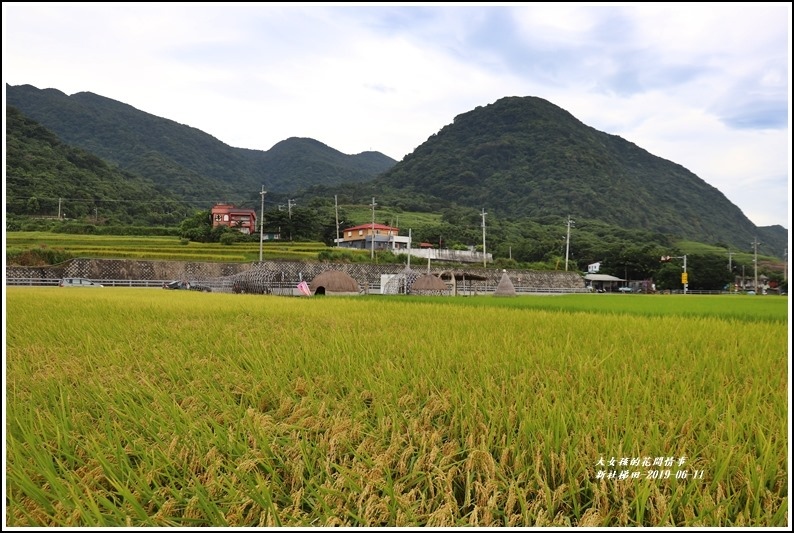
[481,208,487,269]
[565,216,574,271]
[752,238,760,293]
[370,197,377,260]
[407,228,412,269]
[259,186,266,262]
[334,195,340,247]
[683,254,687,294]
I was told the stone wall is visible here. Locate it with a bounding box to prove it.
[6,258,586,291]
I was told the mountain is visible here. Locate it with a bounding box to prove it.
[5,105,191,225]
[5,84,397,205]
[6,84,786,257]
[364,96,786,256]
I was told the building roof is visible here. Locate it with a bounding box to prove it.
[211,204,256,214]
[584,274,625,281]
[344,223,399,232]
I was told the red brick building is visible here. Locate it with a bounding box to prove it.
[210,204,257,235]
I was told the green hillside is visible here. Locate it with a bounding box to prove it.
[364,96,785,256]
[6,84,397,205]
[6,85,787,264]
[5,106,190,225]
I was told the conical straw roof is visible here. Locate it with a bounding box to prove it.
[493,270,517,297]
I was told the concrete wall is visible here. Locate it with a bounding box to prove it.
[6,258,586,291]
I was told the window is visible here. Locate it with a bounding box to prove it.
[358,230,363,236]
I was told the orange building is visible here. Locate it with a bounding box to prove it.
[336,223,409,250]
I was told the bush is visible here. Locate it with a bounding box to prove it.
[220,233,237,246]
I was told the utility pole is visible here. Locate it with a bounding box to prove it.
[259,186,266,262]
[481,208,487,269]
[287,199,295,220]
[683,254,688,294]
[58,197,62,219]
[334,195,340,247]
[727,248,736,292]
[565,215,574,271]
[664,254,688,293]
[751,237,760,293]
[407,228,412,269]
[370,197,377,260]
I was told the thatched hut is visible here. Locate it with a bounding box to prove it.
[439,270,488,296]
[410,274,449,296]
[309,270,360,296]
[493,270,517,297]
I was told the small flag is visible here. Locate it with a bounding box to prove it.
[297,280,311,296]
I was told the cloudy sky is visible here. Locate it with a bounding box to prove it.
[3,3,791,230]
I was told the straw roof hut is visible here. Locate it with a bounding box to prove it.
[309,270,360,296]
[493,270,517,297]
[439,270,488,296]
[410,274,449,296]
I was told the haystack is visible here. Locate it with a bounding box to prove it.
[410,274,449,295]
[309,270,360,296]
[493,270,517,297]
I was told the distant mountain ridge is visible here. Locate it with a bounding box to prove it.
[6,84,397,205]
[5,84,787,257]
[367,96,787,255]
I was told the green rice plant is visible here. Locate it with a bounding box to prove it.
[5,289,788,526]
[5,232,335,263]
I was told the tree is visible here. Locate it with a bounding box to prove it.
[179,210,212,242]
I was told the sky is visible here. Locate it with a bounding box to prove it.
[3,2,792,232]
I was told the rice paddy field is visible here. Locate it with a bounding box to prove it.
[4,289,790,527]
[5,232,334,262]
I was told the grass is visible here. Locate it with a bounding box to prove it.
[4,289,789,526]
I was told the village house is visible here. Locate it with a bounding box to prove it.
[210,204,257,235]
[335,223,410,251]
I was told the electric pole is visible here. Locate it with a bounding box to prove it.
[334,195,340,247]
[370,197,377,260]
[481,208,487,269]
[683,254,687,294]
[259,186,266,262]
[751,238,760,293]
[407,228,412,269]
[565,215,574,271]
